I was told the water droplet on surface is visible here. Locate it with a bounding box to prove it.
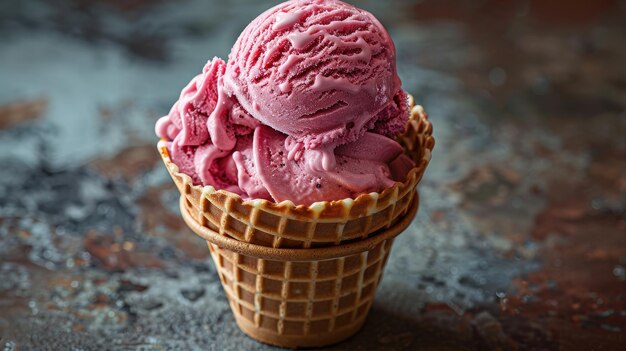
[181,288,205,302]
[145,336,158,344]
[4,340,16,351]
[612,265,625,280]
[591,198,603,210]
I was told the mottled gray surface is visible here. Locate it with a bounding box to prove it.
[1,0,625,350]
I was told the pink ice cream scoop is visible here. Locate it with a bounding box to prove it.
[223,0,408,150]
[155,58,260,189]
[156,0,416,206]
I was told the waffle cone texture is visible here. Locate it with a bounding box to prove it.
[180,194,418,348]
[158,96,435,249]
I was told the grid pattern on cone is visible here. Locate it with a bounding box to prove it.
[207,238,394,337]
[158,98,434,249]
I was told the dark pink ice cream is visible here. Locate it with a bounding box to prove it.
[155,58,260,193]
[156,0,415,205]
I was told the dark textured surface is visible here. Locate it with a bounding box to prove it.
[1,0,625,350]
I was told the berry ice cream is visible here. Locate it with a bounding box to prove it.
[156,0,415,205]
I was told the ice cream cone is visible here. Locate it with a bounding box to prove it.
[179,193,418,348]
[158,97,434,249]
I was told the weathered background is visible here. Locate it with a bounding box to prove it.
[1,0,625,350]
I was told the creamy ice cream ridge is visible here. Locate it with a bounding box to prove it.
[156,0,415,206]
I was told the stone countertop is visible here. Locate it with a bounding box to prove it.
[0,0,624,350]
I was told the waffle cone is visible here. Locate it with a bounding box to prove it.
[159,95,434,248]
[180,194,418,348]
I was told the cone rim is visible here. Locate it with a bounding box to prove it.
[180,193,418,261]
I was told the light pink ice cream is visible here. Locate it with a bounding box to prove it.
[156,0,415,205]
